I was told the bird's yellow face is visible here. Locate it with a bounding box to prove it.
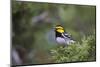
[55,25,64,33]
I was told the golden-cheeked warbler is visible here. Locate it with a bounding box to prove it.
[55,25,75,45]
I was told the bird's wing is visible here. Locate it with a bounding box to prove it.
[62,33,71,39]
[62,33,75,44]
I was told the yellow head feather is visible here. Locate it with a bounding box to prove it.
[55,25,64,33]
[57,29,64,33]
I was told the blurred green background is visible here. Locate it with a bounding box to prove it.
[12,0,96,65]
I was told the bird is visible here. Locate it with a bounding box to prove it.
[54,25,75,46]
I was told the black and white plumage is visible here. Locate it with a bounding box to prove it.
[55,25,75,45]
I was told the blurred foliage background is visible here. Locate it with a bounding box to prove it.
[12,0,96,65]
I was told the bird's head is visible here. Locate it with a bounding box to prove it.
[55,25,65,33]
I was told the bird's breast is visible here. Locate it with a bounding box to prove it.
[56,37,66,44]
